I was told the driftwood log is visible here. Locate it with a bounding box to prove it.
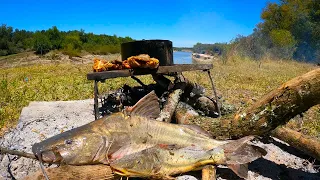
[175,68,320,138]
[24,165,117,180]
[272,127,320,160]
[174,68,320,160]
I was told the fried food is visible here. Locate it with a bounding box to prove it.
[92,54,160,72]
[124,54,159,69]
[92,58,118,72]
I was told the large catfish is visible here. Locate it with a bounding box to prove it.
[32,91,222,164]
[32,91,266,178]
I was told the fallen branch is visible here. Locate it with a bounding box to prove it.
[175,68,320,139]
[174,68,320,160]
[230,68,320,137]
[272,127,320,160]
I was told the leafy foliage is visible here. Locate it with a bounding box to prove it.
[193,0,320,62]
[0,25,134,57]
[255,0,320,61]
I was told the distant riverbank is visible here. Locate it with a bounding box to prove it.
[173,50,193,53]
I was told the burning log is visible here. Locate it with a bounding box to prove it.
[156,89,184,122]
[175,74,219,117]
[175,102,200,124]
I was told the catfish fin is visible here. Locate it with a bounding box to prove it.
[228,164,248,179]
[182,124,213,138]
[222,136,267,179]
[125,91,160,119]
[223,140,267,164]
[221,136,255,153]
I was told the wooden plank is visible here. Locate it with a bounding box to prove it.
[87,64,213,81]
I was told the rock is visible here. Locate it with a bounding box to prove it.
[0,99,94,179]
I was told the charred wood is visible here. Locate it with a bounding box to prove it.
[156,89,183,122]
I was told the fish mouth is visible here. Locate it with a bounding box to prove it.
[32,143,64,163]
[41,150,63,163]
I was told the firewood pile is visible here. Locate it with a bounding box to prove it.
[2,68,320,180]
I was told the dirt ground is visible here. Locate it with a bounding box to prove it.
[0,51,121,68]
[0,100,319,180]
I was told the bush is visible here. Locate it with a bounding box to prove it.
[83,44,120,55]
[62,44,81,58]
[0,50,8,56]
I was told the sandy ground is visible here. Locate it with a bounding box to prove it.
[0,100,319,180]
[0,52,121,68]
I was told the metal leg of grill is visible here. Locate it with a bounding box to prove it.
[206,70,221,117]
[94,80,99,120]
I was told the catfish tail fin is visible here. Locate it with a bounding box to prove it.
[227,164,248,179]
[221,136,267,178]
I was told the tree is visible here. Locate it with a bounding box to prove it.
[47,26,62,50]
[33,31,51,55]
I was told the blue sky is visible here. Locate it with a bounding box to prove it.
[0,0,277,47]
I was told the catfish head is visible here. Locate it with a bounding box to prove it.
[31,90,161,165]
[32,123,109,165]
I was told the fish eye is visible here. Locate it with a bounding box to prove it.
[65,139,73,145]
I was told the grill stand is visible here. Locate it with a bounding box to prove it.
[88,64,220,120]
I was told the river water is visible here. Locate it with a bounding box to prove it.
[173,51,192,64]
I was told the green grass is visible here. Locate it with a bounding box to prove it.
[0,56,319,138]
[0,63,154,134]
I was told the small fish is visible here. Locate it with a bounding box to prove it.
[110,136,267,179]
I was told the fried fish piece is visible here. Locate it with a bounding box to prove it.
[92,58,115,72]
[126,54,159,69]
[93,58,123,72]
